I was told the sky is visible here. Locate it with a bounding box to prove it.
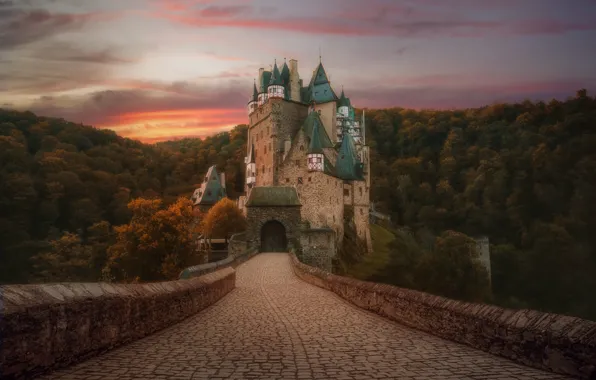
[1,0,595,143]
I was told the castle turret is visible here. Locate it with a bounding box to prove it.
[338,88,351,117]
[307,120,325,172]
[247,80,258,115]
[257,68,270,106]
[267,60,285,99]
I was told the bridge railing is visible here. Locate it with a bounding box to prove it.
[289,252,596,380]
[179,232,256,280]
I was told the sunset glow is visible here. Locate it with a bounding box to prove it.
[1,0,595,142]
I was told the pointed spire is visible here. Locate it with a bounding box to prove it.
[336,133,362,180]
[308,119,324,154]
[338,87,351,108]
[269,60,283,86]
[252,79,258,101]
[281,58,290,85]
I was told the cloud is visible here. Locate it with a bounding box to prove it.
[152,0,596,38]
[19,78,249,128]
[0,7,109,49]
[350,78,596,110]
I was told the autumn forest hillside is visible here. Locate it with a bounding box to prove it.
[1,90,595,320]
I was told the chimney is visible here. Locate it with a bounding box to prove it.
[289,59,300,102]
[220,172,226,188]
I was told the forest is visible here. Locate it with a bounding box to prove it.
[1,89,595,320]
[365,89,596,320]
[0,109,248,284]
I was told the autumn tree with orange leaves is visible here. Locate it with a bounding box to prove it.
[200,198,246,240]
[103,197,202,282]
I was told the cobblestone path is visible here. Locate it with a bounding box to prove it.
[39,253,570,380]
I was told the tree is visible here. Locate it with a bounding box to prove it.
[103,197,201,282]
[416,231,491,302]
[200,198,246,240]
[31,232,93,282]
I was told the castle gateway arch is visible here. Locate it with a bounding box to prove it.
[244,187,301,253]
[260,220,287,252]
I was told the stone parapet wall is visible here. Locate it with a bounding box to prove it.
[290,254,596,379]
[1,268,236,379]
[180,240,257,280]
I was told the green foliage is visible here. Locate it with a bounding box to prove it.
[0,109,247,284]
[365,90,596,319]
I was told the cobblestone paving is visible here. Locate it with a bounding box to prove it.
[39,253,570,380]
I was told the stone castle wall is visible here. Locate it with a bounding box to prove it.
[248,101,274,187]
[1,268,236,379]
[290,253,596,380]
[278,132,344,244]
[245,205,302,250]
[300,228,336,271]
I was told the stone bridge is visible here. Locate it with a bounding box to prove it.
[2,253,595,380]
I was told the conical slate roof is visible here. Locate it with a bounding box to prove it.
[336,133,363,181]
[281,60,290,85]
[269,62,283,86]
[252,81,258,101]
[338,89,351,108]
[302,111,333,149]
[308,119,325,154]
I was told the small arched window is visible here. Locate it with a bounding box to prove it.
[300,145,304,151]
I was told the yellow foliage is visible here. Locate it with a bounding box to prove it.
[200,198,246,239]
[104,197,200,282]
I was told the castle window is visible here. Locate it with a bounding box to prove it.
[308,177,311,182]
[344,189,349,196]
[333,215,335,222]
[264,145,267,154]
[298,177,303,184]
[299,145,304,151]
[267,126,270,135]
[360,208,364,215]
[285,178,289,183]
[269,142,272,151]
[295,160,300,166]
[262,165,265,173]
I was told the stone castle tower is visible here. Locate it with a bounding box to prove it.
[238,58,372,269]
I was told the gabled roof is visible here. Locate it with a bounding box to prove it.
[336,133,364,181]
[302,111,333,149]
[245,187,301,207]
[195,165,226,205]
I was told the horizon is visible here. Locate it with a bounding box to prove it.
[1,0,595,143]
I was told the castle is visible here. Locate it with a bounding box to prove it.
[236,58,372,269]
